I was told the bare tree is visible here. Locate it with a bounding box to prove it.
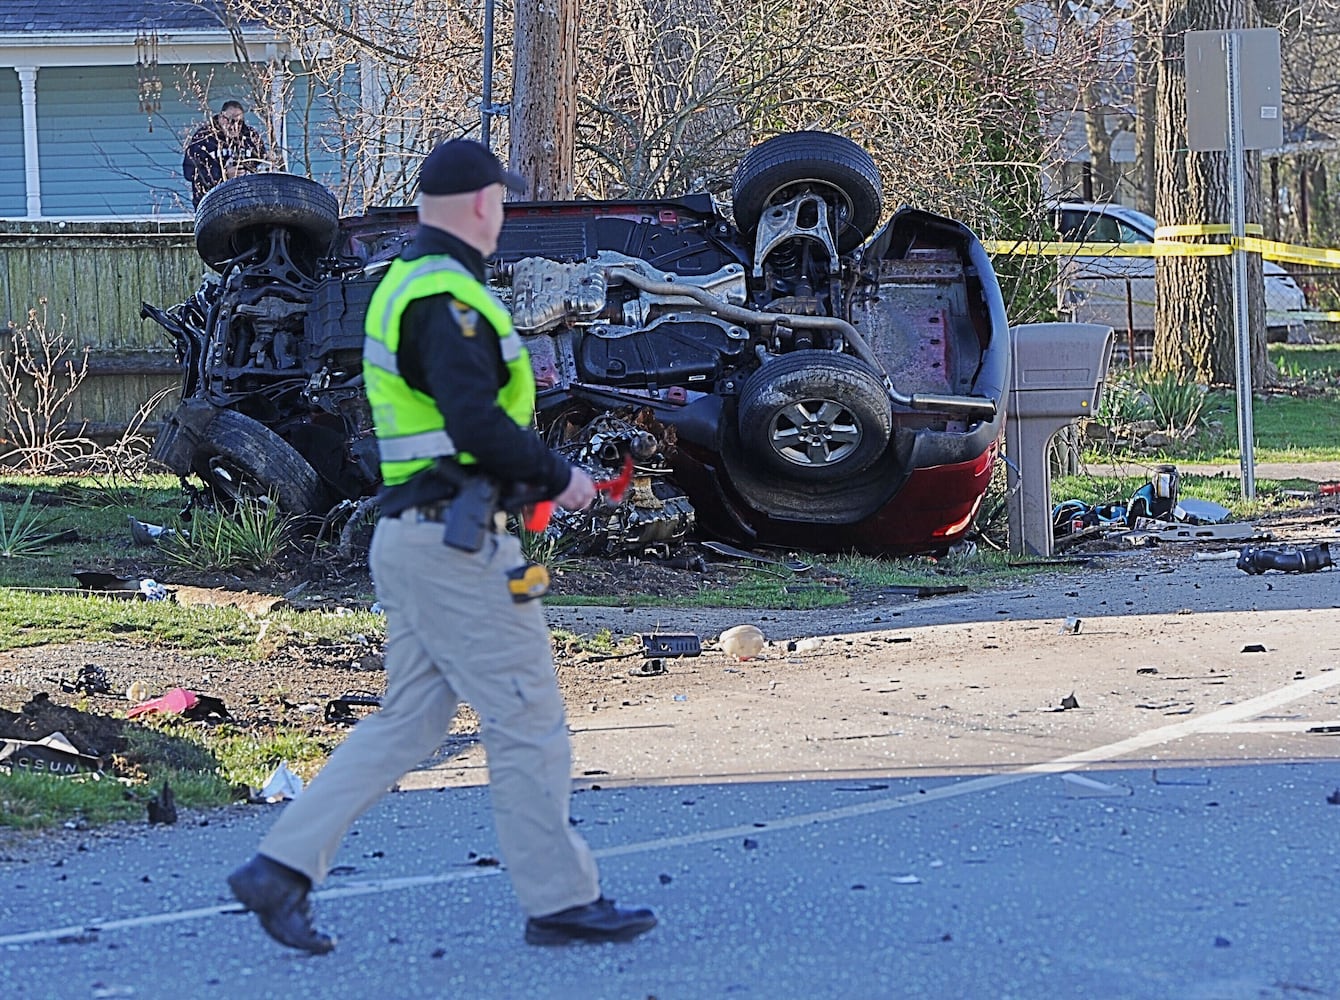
[1152,0,1270,386]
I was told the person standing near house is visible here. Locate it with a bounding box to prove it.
[182,100,268,207]
[226,138,658,953]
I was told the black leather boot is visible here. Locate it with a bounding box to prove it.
[227,854,335,955]
[524,896,657,945]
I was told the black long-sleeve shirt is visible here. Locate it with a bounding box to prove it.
[375,224,571,515]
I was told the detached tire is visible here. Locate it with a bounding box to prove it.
[738,350,892,481]
[195,173,339,271]
[191,409,328,514]
[731,132,883,253]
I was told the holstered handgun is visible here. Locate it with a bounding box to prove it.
[428,460,501,553]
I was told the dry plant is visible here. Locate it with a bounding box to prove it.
[80,386,179,480]
[0,301,94,474]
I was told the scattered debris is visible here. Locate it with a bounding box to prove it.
[1237,543,1333,575]
[253,762,303,803]
[127,515,180,545]
[890,874,921,884]
[719,624,766,660]
[1061,772,1132,798]
[51,664,112,696]
[1240,644,1268,654]
[628,660,667,677]
[1326,788,1340,805]
[1060,692,1080,710]
[147,781,177,825]
[125,688,231,722]
[172,586,288,615]
[71,571,170,600]
[125,687,197,720]
[0,730,103,775]
[699,541,812,573]
[324,692,382,724]
[1059,617,1082,634]
[640,633,701,658]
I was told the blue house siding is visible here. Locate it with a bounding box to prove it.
[36,63,263,217]
[282,68,351,197]
[0,71,23,216]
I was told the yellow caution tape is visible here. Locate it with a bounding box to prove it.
[1153,223,1264,239]
[981,239,1228,257]
[982,232,1340,268]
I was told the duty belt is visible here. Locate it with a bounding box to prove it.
[406,501,508,533]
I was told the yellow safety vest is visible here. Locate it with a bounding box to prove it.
[362,255,536,486]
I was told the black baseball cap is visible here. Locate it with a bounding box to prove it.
[419,139,526,196]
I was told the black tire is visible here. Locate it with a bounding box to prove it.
[191,409,328,514]
[737,350,892,481]
[195,173,340,271]
[731,132,883,253]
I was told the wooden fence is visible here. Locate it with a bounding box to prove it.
[0,221,201,439]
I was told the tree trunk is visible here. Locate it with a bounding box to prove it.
[510,0,578,200]
[1081,94,1120,201]
[1131,3,1159,215]
[1152,0,1267,387]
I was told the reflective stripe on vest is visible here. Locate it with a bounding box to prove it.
[362,255,535,486]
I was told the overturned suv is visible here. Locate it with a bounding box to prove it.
[142,131,1009,556]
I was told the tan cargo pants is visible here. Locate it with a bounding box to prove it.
[258,512,601,917]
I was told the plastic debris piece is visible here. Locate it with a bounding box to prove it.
[1060,692,1080,710]
[127,515,180,545]
[147,781,177,825]
[0,731,103,775]
[254,762,304,802]
[891,874,921,884]
[640,633,702,658]
[324,692,381,723]
[1059,617,1082,634]
[1061,772,1133,798]
[1238,543,1333,574]
[1173,498,1231,524]
[126,687,198,719]
[720,624,765,660]
[138,578,169,601]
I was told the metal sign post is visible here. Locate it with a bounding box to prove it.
[1226,31,1256,499]
[1185,28,1283,500]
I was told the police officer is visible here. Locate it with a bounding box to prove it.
[228,139,657,951]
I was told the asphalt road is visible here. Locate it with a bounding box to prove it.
[3,543,1340,999]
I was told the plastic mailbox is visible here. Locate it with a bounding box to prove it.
[1005,323,1115,556]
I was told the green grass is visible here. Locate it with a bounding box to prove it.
[0,718,342,830]
[0,589,386,657]
[1084,343,1340,465]
[0,473,186,589]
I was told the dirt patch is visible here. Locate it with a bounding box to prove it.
[0,693,129,759]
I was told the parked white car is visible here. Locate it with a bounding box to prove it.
[1049,201,1309,344]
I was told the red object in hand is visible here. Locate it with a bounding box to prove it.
[597,454,634,502]
[523,455,634,532]
[523,500,554,532]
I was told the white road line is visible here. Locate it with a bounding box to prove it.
[2,668,1336,948]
